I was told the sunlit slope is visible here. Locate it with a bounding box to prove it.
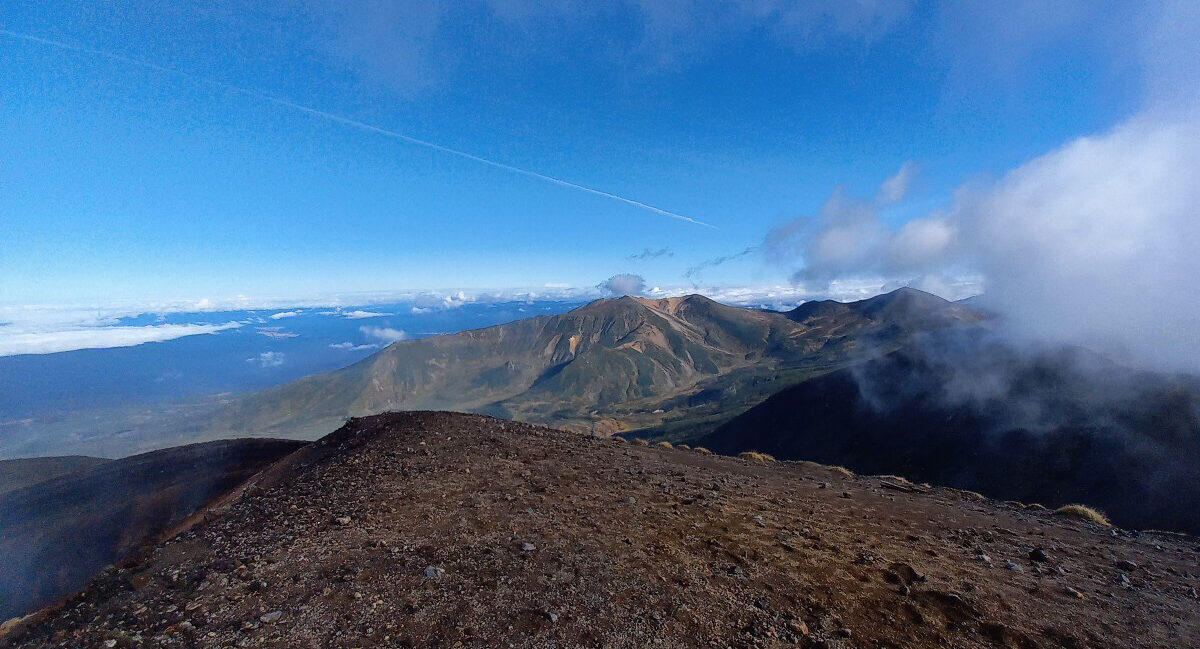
[207,289,979,438]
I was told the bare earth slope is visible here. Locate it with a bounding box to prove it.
[0,438,305,620]
[5,412,1196,648]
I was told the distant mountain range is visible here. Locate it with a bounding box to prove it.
[194,288,981,443]
[7,288,1197,535]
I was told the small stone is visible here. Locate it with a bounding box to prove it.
[545,611,559,623]
[259,611,282,624]
[1117,573,1132,588]
[334,516,352,526]
[899,585,911,596]
[1066,586,1086,599]
[1187,587,1198,599]
[423,566,445,579]
[841,491,852,499]
[728,564,746,577]
[1115,559,1138,571]
[976,552,992,565]
[104,641,117,649]
[788,620,810,636]
[1029,548,1049,563]
[520,542,537,552]
[752,514,765,527]
[623,496,637,505]
[1005,560,1022,571]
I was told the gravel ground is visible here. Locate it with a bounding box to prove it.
[3,411,1197,648]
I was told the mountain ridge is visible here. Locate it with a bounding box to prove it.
[200,288,980,441]
[4,412,1195,648]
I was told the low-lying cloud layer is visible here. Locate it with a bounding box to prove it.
[0,322,242,357]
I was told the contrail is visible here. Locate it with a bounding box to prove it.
[1,29,714,228]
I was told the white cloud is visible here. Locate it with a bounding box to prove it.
[247,351,286,367]
[268,310,302,320]
[330,341,380,351]
[772,114,1200,371]
[341,310,390,319]
[951,115,1200,370]
[0,322,242,357]
[876,161,918,204]
[442,291,470,308]
[410,306,432,315]
[359,326,408,343]
[597,274,647,296]
[256,327,299,339]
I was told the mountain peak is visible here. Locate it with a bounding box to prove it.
[789,287,980,327]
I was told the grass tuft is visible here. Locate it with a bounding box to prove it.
[693,447,713,455]
[830,465,855,478]
[655,441,674,449]
[739,451,776,462]
[1054,504,1112,526]
[676,444,691,451]
[0,618,23,637]
[631,438,649,446]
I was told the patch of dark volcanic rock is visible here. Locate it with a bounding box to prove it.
[4,412,1197,648]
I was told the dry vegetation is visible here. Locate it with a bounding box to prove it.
[738,451,776,462]
[692,447,712,455]
[655,441,674,449]
[1054,504,1112,526]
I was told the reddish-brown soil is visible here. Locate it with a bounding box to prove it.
[4,412,1197,648]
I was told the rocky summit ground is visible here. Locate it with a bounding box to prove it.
[4,412,1198,648]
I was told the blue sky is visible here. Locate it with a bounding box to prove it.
[0,2,1167,307]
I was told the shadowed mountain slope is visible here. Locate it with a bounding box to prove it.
[0,438,305,620]
[697,335,1200,533]
[0,456,110,497]
[3,412,1196,648]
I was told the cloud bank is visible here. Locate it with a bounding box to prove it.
[340,310,390,319]
[761,1,1200,371]
[0,322,242,357]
